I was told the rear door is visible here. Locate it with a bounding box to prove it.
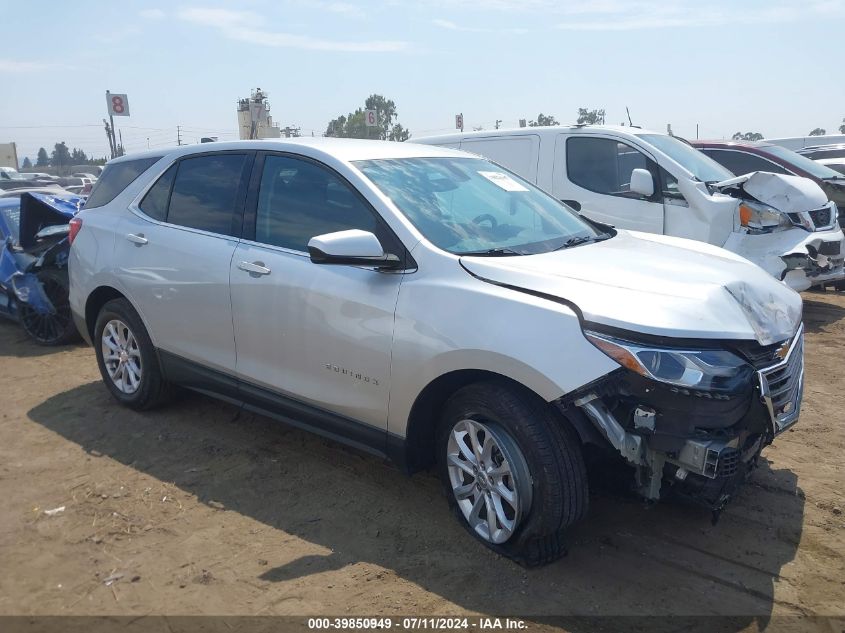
[115,151,253,376]
[229,152,404,437]
[553,134,664,233]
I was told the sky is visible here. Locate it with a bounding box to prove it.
[1,0,844,164]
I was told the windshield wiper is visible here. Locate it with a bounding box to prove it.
[458,247,524,256]
[554,234,609,251]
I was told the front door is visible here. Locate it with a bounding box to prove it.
[554,134,665,233]
[229,153,404,439]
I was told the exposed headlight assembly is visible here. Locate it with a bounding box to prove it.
[738,200,793,234]
[584,331,752,394]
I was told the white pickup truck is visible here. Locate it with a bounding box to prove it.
[417,126,845,291]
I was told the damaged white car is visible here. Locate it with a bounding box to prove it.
[416,126,845,291]
[70,140,805,566]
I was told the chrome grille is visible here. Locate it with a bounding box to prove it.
[758,326,804,434]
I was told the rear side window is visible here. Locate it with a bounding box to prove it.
[139,165,176,221]
[84,157,161,208]
[167,154,249,236]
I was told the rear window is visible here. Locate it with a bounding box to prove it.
[84,157,161,209]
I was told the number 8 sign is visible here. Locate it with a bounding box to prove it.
[106,92,131,117]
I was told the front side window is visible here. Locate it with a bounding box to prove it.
[700,149,789,177]
[254,155,380,252]
[566,137,651,197]
[84,157,161,209]
[0,203,21,242]
[167,154,249,236]
[355,157,601,255]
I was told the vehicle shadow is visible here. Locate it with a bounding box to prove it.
[27,383,806,631]
[0,317,86,358]
[801,296,845,334]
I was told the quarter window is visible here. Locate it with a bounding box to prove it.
[138,165,176,221]
[566,137,652,197]
[167,154,249,236]
[254,155,380,252]
[84,157,161,209]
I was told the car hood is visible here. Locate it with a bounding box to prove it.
[713,172,828,213]
[460,230,802,345]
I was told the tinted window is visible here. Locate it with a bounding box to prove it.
[84,157,161,208]
[255,155,379,251]
[566,137,650,196]
[138,165,176,221]
[168,154,249,236]
[700,149,789,176]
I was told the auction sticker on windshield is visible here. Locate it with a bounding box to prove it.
[478,171,529,192]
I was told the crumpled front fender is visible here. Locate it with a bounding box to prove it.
[723,226,845,291]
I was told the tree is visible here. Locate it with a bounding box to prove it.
[808,128,826,136]
[731,132,764,141]
[71,148,88,163]
[839,118,845,134]
[529,113,559,127]
[22,157,32,168]
[576,108,605,125]
[36,147,49,167]
[325,94,411,141]
[51,142,71,173]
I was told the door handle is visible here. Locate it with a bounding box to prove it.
[126,233,148,245]
[237,260,271,276]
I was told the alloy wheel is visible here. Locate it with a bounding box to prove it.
[446,418,531,544]
[101,319,142,394]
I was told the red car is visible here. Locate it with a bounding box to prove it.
[691,140,845,228]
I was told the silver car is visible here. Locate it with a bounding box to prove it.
[69,139,804,565]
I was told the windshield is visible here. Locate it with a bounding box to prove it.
[354,157,602,255]
[636,134,733,183]
[763,144,844,180]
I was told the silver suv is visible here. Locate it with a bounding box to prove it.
[69,139,804,565]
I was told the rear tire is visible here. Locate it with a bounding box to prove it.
[18,268,79,346]
[437,381,588,566]
[94,298,173,410]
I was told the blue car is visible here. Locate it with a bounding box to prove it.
[0,192,85,344]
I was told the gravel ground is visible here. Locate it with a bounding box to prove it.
[1,292,843,632]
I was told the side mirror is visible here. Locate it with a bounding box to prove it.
[629,168,654,198]
[307,229,402,269]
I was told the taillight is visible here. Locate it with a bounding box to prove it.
[68,217,83,245]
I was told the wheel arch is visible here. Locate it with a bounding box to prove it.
[399,369,573,474]
[84,285,145,342]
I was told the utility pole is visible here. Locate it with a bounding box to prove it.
[103,118,116,159]
[118,130,124,157]
[696,123,699,140]
[177,126,183,146]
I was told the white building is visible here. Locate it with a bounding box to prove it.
[237,88,282,140]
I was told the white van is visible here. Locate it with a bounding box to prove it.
[416,126,845,291]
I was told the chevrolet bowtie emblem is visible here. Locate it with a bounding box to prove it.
[774,340,791,361]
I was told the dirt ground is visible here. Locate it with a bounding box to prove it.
[1,293,844,632]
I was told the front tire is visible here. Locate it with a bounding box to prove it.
[438,381,588,566]
[94,298,172,410]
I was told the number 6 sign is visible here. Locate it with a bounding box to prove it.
[364,110,378,127]
[106,92,131,117]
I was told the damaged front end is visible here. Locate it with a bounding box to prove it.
[556,324,804,514]
[716,172,845,291]
[0,192,83,344]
